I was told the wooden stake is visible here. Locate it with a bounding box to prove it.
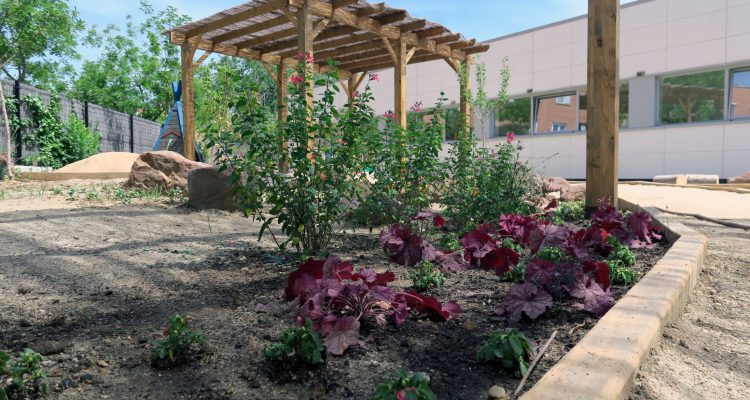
[514,330,558,397]
[585,0,620,214]
[181,36,200,161]
[460,54,474,134]
[394,36,407,128]
[276,62,289,172]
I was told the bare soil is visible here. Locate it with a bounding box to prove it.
[0,180,666,399]
[630,216,750,400]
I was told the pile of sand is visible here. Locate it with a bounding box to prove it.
[56,152,139,174]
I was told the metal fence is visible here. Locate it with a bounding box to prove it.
[0,80,162,160]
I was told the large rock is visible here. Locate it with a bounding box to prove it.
[728,171,750,184]
[544,177,571,193]
[0,153,10,179]
[126,151,208,193]
[561,183,586,201]
[188,166,234,210]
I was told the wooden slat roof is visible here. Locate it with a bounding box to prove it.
[167,0,489,75]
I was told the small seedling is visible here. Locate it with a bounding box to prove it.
[51,187,63,196]
[550,200,584,223]
[263,319,324,365]
[0,348,49,399]
[477,328,536,376]
[500,237,524,254]
[535,246,566,263]
[608,260,637,285]
[409,261,446,292]
[167,187,185,203]
[151,315,205,369]
[85,191,100,201]
[607,239,636,267]
[501,259,526,283]
[370,368,437,400]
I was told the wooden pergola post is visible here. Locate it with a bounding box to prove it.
[586,0,620,214]
[460,54,474,133]
[394,36,408,129]
[180,38,200,161]
[277,62,290,172]
[296,3,314,109]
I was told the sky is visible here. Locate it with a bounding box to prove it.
[70,0,637,63]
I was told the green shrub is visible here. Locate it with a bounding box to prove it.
[263,319,324,365]
[370,368,437,400]
[550,200,584,223]
[151,315,205,368]
[477,328,535,375]
[608,260,637,285]
[410,261,446,292]
[209,59,373,255]
[356,99,446,227]
[0,348,49,399]
[535,246,567,263]
[607,239,636,267]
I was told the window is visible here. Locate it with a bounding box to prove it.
[730,69,750,119]
[555,96,572,105]
[534,93,577,132]
[552,122,567,131]
[495,97,531,136]
[578,83,630,129]
[660,70,725,124]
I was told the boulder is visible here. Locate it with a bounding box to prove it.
[126,151,208,193]
[0,152,10,179]
[188,166,234,210]
[728,171,750,184]
[544,176,571,193]
[561,183,586,201]
[653,174,687,185]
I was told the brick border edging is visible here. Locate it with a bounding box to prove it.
[521,198,708,400]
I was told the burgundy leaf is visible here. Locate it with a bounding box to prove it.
[566,276,614,316]
[524,258,558,287]
[461,228,497,265]
[284,258,325,300]
[323,316,361,355]
[405,290,460,321]
[353,268,397,287]
[380,224,436,266]
[583,260,611,290]
[497,283,553,322]
[433,214,446,228]
[435,250,469,272]
[479,247,520,276]
[323,256,354,280]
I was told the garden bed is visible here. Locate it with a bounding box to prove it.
[0,201,668,399]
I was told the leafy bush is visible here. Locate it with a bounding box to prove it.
[356,99,445,226]
[370,368,437,400]
[0,349,49,399]
[607,237,636,267]
[284,257,460,355]
[410,261,446,292]
[151,315,205,368]
[477,328,536,376]
[441,134,544,230]
[609,261,637,285]
[16,96,100,169]
[550,200,584,224]
[263,319,324,365]
[209,58,373,256]
[535,246,567,263]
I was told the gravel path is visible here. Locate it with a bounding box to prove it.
[630,216,750,400]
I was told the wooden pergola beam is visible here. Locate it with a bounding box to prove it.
[210,14,290,45]
[184,0,281,39]
[586,0,620,213]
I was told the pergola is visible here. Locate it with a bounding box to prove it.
[166,0,489,161]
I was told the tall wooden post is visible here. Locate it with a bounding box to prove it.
[181,40,199,161]
[297,4,314,110]
[460,55,474,134]
[394,36,407,129]
[277,62,289,172]
[585,0,620,215]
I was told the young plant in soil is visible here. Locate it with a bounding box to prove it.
[263,319,325,366]
[370,368,437,400]
[477,328,536,376]
[0,348,49,399]
[410,261,446,292]
[151,315,205,369]
[607,237,638,284]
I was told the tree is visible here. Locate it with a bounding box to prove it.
[0,0,84,92]
[71,1,190,121]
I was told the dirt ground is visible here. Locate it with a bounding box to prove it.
[0,180,666,399]
[630,216,750,400]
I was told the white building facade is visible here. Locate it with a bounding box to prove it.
[346,0,750,180]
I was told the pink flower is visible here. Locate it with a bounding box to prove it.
[353,90,359,98]
[370,73,379,82]
[410,101,423,113]
[295,52,304,61]
[506,132,516,143]
[383,110,398,120]
[291,74,304,84]
[306,52,315,64]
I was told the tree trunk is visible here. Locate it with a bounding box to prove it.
[0,80,14,179]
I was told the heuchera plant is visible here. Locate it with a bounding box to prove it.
[284,257,460,355]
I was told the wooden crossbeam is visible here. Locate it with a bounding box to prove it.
[357,2,386,16]
[281,33,378,57]
[170,32,283,64]
[372,11,407,25]
[396,19,427,33]
[443,57,459,73]
[262,62,278,81]
[314,38,384,60]
[381,37,398,63]
[184,0,280,39]
[433,33,462,44]
[450,39,476,50]
[280,7,298,25]
[463,44,491,55]
[210,14,289,44]
[311,18,330,39]
[416,27,445,38]
[192,51,212,68]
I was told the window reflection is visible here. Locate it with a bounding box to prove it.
[534,93,577,132]
[496,97,531,136]
[730,69,750,119]
[660,70,724,124]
